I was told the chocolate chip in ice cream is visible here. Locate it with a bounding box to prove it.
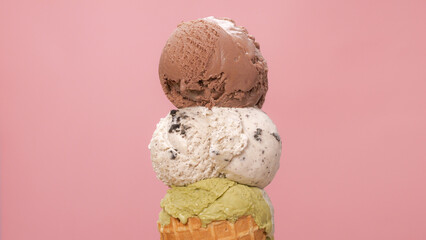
[169,149,178,160]
[168,123,181,133]
[271,132,281,142]
[211,150,220,155]
[180,125,190,136]
[254,128,263,142]
[170,109,178,116]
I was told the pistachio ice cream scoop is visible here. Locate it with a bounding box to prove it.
[158,178,274,239]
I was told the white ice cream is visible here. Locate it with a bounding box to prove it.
[149,107,282,188]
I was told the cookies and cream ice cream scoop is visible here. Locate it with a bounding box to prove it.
[149,107,281,188]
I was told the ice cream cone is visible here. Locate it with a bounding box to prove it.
[158,215,266,240]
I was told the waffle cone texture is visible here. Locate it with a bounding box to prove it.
[158,215,267,240]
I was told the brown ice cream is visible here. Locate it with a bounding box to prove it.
[159,17,268,108]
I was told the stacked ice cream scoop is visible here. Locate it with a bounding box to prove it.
[149,17,282,240]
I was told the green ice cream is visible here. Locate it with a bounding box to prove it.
[158,178,273,238]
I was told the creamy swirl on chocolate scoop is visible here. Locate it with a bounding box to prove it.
[159,16,268,108]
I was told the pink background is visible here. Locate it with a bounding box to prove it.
[1,0,426,239]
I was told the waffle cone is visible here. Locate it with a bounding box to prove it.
[158,215,267,240]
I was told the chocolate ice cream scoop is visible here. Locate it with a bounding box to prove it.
[159,17,268,108]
